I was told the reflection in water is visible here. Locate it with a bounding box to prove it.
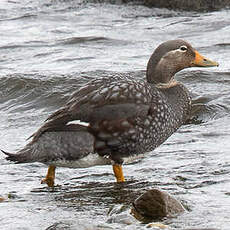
[32,180,151,209]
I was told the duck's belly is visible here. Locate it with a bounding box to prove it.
[46,153,111,168]
[45,152,146,168]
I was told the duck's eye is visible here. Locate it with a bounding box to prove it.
[179,45,188,52]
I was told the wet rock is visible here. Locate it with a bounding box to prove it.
[142,0,230,12]
[131,188,185,221]
[91,0,230,12]
[107,188,184,229]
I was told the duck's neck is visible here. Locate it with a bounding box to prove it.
[158,82,191,123]
[148,66,175,84]
[146,54,181,84]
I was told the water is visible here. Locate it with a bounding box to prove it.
[0,1,230,229]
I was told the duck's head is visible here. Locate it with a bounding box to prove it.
[146,39,219,84]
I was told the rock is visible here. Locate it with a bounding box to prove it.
[131,188,185,221]
[142,0,230,12]
[91,0,230,12]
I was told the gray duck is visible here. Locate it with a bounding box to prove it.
[2,39,218,187]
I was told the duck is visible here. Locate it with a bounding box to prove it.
[2,40,218,187]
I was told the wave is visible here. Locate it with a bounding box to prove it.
[0,36,129,51]
[0,13,37,22]
[0,73,85,113]
[57,36,130,46]
[0,70,229,122]
[0,71,125,112]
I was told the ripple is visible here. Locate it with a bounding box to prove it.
[0,13,37,22]
[57,36,130,46]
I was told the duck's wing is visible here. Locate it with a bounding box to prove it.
[31,76,154,142]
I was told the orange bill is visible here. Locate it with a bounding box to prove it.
[191,50,219,67]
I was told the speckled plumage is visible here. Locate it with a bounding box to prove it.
[83,76,191,163]
[3,39,218,180]
[6,75,191,165]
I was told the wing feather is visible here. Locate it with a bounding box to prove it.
[31,76,152,141]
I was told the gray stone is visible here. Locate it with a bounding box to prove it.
[132,188,185,220]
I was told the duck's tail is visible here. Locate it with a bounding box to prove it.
[2,124,95,165]
[1,148,33,163]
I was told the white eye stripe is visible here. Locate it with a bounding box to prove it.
[170,45,188,54]
[161,45,188,58]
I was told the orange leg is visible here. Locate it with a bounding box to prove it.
[41,165,56,187]
[112,164,125,182]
